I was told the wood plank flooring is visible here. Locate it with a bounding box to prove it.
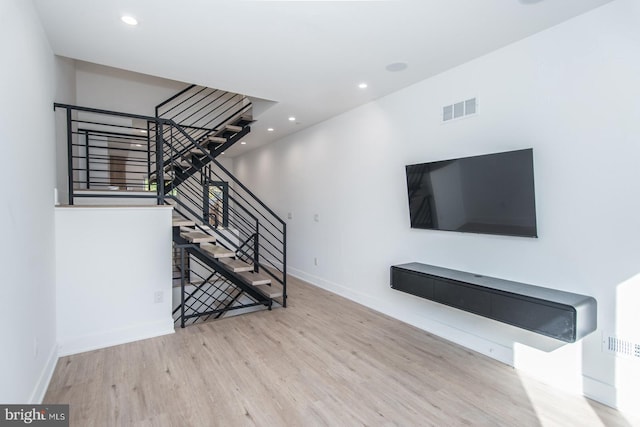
[44,275,638,426]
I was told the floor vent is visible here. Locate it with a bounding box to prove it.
[604,334,640,359]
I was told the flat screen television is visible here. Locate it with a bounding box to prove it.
[405,148,537,238]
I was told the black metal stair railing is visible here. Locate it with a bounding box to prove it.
[55,103,160,202]
[54,102,287,326]
[160,121,287,304]
[150,85,253,184]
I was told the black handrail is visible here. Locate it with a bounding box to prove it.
[155,84,196,112]
[55,103,158,122]
[212,156,286,227]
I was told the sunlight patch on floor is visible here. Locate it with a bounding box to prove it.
[516,370,606,427]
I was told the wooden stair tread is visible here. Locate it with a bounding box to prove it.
[150,175,173,183]
[253,282,283,298]
[172,216,195,227]
[150,170,174,179]
[206,136,226,144]
[224,124,242,133]
[180,231,216,244]
[236,115,255,125]
[219,258,253,273]
[185,148,206,158]
[200,243,235,258]
[237,270,272,287]
[173,280,202,288]
[189,280,208,286]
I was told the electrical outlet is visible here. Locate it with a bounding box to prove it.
[314,257,318,266]
[314,214,319,222]
[154,291,164,304]
[287,212,292,220]
[34,338,38,358]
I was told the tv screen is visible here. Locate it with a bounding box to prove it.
[405,148,537,238]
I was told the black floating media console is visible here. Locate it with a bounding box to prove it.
[390,263,597,343]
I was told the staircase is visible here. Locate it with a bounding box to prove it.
[55,84,287,328]
[172,217,284,327]
[151,84,254,189]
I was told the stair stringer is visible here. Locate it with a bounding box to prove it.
[167,125,251,191]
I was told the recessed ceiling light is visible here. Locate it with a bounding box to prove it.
[240,141,247,145]
[132,143,142,147]
[358,83,368,89]
[267,128,274,132]
[121,15,138,26]
[386,62,408,72]
[288,117,296,122]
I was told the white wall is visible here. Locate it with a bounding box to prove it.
[234,0,640,413]
[55,206,174,356]
[0,6,233,402]
[75,61,188,116]
[0,0,61,403]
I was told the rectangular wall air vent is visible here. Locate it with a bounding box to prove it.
[603,334,640,359]
[442,97,477,123]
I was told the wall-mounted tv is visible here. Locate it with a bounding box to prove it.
[405,148,537,238]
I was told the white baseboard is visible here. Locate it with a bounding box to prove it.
[583,375,617,408]
[583,375,640,417]
[58,318,175,357]
[29,344,59,404]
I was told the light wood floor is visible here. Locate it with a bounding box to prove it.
[45,276,638,426]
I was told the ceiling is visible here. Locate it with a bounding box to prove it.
[34,0,613,157]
